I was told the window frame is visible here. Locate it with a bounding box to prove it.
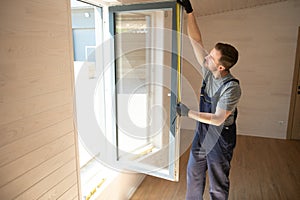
[108,1,181,181]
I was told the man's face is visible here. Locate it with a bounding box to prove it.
[205,48,222,72]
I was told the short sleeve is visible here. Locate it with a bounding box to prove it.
[217,82,241,111]
[201,57,210,80]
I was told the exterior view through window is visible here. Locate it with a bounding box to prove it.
[71,1,182,199]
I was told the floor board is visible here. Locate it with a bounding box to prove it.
[131,133,300,200]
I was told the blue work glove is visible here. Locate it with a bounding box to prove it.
[177,0,193,14]
[176,103,190,117]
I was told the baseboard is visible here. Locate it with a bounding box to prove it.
[127,174,146,199]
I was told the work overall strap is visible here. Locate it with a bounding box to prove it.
[196,77,239,141]
[201,77,239,110]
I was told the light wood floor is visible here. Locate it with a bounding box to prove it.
[131,134,300,200]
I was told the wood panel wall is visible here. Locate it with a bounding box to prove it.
[191,0,287,16]
[180,0,300,139]
[0,1,80,199]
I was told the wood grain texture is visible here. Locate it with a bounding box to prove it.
[190,0,287,16]
[57,183,78,200]
[0,133,75,188]
[0,0,79,199]
[131,130,300,200]
[0,141,76,199]
[38,171,77,200]
[0,118,74,167]
[14,159,77,200]
[0,104,73,148]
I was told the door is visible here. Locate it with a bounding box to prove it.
[108,1,183,181]
[288,27,300,140]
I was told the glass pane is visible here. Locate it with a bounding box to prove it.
[71,3,96,62]
[115,9,175,175]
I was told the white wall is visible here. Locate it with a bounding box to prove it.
[181,0,300,139]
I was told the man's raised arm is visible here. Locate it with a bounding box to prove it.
[178,0,207,67]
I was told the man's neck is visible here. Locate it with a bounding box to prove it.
[212,70,229,79]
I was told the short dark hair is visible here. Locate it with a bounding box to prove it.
[215,43,239,70]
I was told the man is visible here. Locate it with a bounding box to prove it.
[176,0,242,199]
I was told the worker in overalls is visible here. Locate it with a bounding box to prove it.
[177,0,242,199]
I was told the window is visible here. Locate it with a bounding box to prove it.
[71,1,96,62]
[71,1,183,199]
[109,1,182,181]
[71,1,109,199]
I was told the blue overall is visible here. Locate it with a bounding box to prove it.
[186,78,239,200]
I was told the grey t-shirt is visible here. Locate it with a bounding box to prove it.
[201,64,241,126]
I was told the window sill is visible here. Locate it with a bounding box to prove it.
[80,158,118,200]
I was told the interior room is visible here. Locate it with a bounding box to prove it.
[0,0,299,199]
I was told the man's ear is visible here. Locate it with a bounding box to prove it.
[218,65,226,71]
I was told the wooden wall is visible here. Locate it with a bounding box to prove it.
[191,0,287,16]
[0,1,80,199]
[181,0,300,139]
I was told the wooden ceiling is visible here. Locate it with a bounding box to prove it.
[189,0,287,16]
[99,0,287,16]
[119,0,172,4]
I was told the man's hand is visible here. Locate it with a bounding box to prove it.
[177,0,193,14]
[176,103,190,117]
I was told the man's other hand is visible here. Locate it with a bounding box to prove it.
[176,103,190,117]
